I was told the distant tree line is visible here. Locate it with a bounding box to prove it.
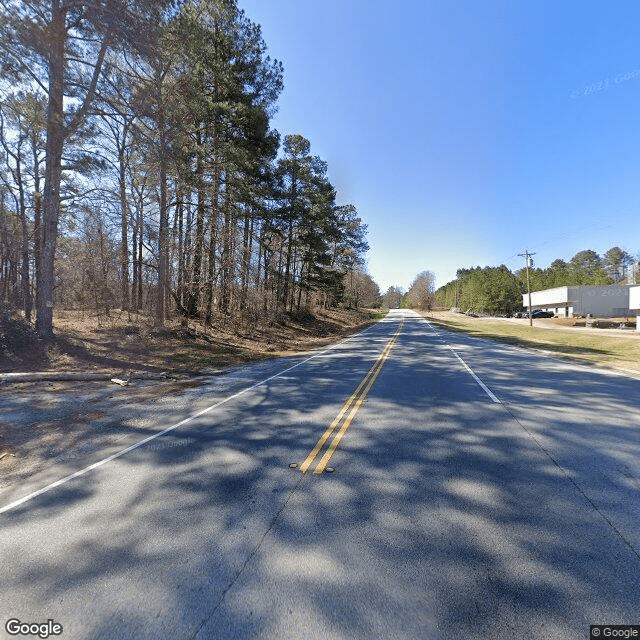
[377,270,436,310]
[436,247,639,315]
[381,286,403,310]
[0,0,376,337]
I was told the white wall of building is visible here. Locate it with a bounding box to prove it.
[523,285,632,317]
[524,286,569,307]
[630,286,640,332]
[573,286,631,317]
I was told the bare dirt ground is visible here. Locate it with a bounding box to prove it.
[0,307,381,488]
[0,307,379,374]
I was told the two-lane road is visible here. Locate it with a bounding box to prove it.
[1,309,639,639]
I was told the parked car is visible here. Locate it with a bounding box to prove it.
[531,310,555,318]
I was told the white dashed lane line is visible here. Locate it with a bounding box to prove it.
[421,318,501,404]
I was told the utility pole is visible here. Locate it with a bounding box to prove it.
[518,250,536,327]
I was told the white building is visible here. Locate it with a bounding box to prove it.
[630,286,640,331]
[523,285,633,318]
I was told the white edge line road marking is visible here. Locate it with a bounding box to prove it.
[421,317,501,404]
[0,321,385,516]
[448,349,501,404]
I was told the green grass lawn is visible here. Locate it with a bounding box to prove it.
[422,312,640,374]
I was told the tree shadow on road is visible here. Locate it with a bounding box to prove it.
[1,315,639,639]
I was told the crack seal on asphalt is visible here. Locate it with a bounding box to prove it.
[502,403,640,565]
[187,473,306,640]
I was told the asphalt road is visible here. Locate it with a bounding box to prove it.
[1,309,639,639]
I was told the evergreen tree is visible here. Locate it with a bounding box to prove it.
[603,246,633,281]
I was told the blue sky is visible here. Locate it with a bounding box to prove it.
[238,0,640,291]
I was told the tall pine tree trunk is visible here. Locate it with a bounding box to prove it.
[137,204,143,310]
[15,151,32,322]
[31,135,42,324]
[220,199,233,316]
[189,151,206,317]
[156,153,169,325]
[240,210,252,311]
[118,139,130,311]
[205,162,220,325]
[36,3,65,337]
[176,193,184,309]
[155,66,170,327]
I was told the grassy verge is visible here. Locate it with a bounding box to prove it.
[421,311,640,374]
[366,309,389,322]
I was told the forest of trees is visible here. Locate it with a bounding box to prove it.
[0,0,375,338]
[436,247,639,315]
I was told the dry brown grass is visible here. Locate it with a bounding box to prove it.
[1,307,384,375]
[422,311,640,374]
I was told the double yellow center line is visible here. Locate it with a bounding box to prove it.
[299,319,404,475]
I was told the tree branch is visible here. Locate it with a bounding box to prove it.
[64,31,113,138]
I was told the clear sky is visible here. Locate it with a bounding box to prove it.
[238,0,640,291]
